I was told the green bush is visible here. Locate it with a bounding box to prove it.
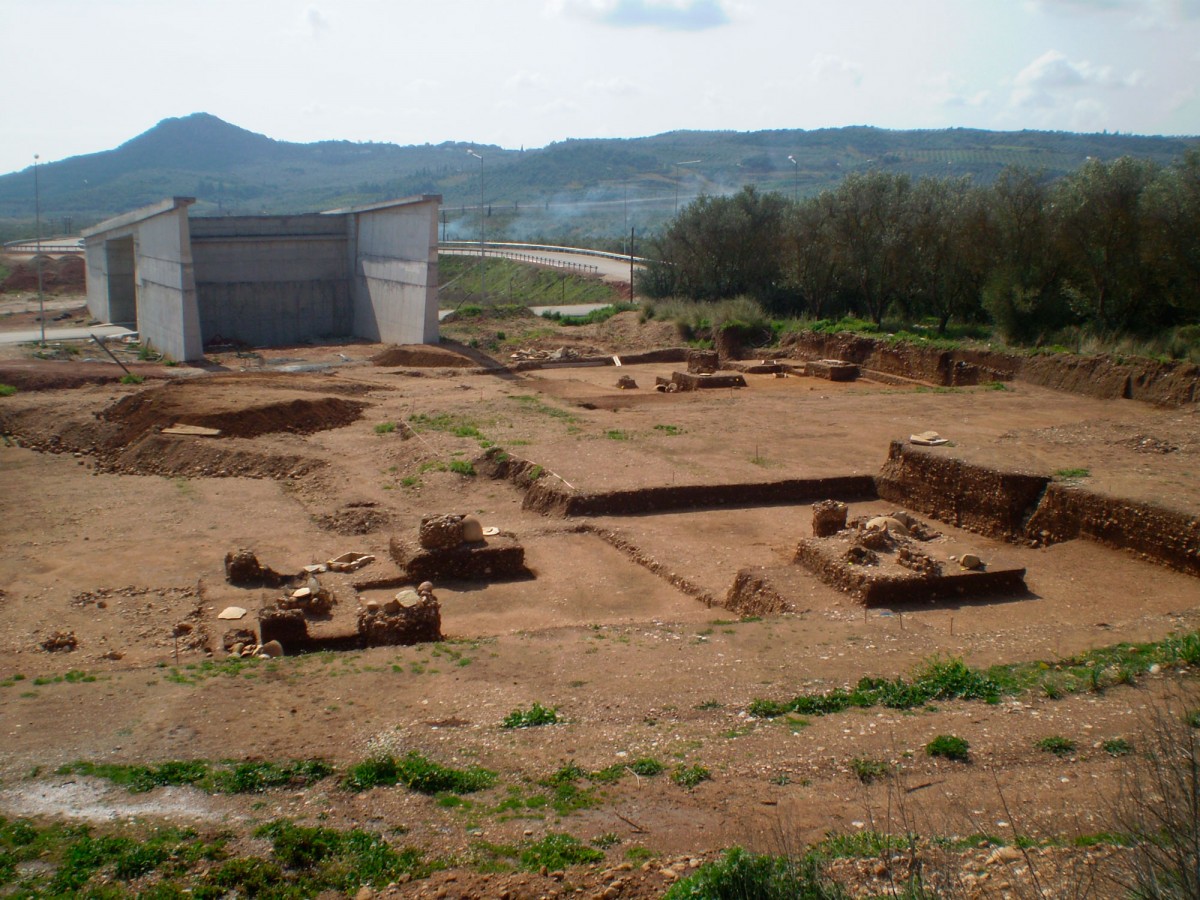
[119,373,144,385]
[926,735,970,762]
[0,384,16,397]
[502,702,559,729]
[663,847,836,899]
[850,757,891,784]
[1036,736,1077,756]
[374,421,397,434]
[672,764,712,789]
[518,833,603,871]
[448,460,477,476]
[341,752,495,794]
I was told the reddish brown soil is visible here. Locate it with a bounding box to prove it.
[0,254,85,294]
[0,312,1197,898]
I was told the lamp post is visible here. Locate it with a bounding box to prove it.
[467,150,485,304]
[787,154,799,203]
[34,153,44,345]
[674,159,701,215]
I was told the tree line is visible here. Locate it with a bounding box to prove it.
[638,151,1200,342]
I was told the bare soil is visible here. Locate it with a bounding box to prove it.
[0,307,1198,898]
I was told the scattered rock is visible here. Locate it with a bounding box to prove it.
[217,606,248,620]
[260,640,284,658]
[960,553,984,570]
[222,628,256,652]
[419,514,464,550]
[224,549,289,587]
[616,375,638,389]
[41,631,78,652]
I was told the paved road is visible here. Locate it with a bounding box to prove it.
[0,324,134,345]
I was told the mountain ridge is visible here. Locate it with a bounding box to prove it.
[1,112,1196,241]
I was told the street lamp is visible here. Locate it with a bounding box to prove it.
[467,149,485,304]
[34,153,44,345]
[787,154,799,203]
[674,159,701,214]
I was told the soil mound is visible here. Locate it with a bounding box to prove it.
[370,344,477,368]
[100,377,368,442]
[0,361,128,391]
[0,255,85,293]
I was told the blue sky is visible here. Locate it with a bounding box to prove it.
[2,0,1197,175]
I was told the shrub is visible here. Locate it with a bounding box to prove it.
[341,752,495,794]
[1036,736,1077,756]
[448,460,476,477]
[119,373,144,385]
[1103,738,1133,757]
[502,702,559,729]
[518,833,603,871]
[663,847,834,899]
[926,735,970,762]
[672,764,712,789]
[850,757,891,784]
[629,757,665,777]
[374,421,397,434]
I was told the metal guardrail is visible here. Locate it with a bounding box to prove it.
[439,240,651,266]
[439,246,602,274]
[3,238,84,254]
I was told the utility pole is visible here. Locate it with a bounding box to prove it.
[629,227,636,302]
[34,153,44,345]
[787,155,799,203]
[467,150,485,304]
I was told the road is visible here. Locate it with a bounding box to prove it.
[0,324,134,345]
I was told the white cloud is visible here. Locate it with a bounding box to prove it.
[583,77,640,97]
[551,0,732,30]
[1010,50,1142,109]
[809,53,863,88]
[505,71,547,91]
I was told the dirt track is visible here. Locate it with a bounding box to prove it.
[0,311,1198,897]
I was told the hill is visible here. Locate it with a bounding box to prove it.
[0,113,1196,243]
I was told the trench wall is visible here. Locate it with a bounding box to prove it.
[878,441,1200,577]
[780,331,1199,406]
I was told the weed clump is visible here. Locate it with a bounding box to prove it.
[341,752,495,794]
[926,735,971,762]
[502,702,559,729]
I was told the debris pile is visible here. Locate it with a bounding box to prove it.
[357,581,443,646]
[391,515,530,581]
[794,503,1026,606]
[510,346,582,362]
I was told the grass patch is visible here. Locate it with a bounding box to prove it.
[57,759,333,794]
[671,764,712,789]
[925,735,971,762]
[748,656,1001,719]
[374,421,397,434]
[448,460,477,476]
[850,757,892,784]
[119,373,144,385]
[502,702,559,729]
[605,429,630,441]
[1054,467,1091,480]
[518,832,604,871]
[0,384,16,397]
[653,423,684,435]
[542,303,637,326]
[663,846,832,899]
[1036,735,1077,756]
[509,394,576,423]
[1102,738,1133,757]
[341,752,496,795]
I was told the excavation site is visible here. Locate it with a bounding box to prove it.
[1,311,1199,898]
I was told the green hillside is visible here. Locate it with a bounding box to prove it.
[1,113,1195,243]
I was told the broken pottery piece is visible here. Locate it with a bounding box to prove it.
[217,606,247,620]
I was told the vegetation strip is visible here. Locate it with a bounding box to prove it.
[748,631,1200,719]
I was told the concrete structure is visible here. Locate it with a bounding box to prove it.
[82,195,440,361]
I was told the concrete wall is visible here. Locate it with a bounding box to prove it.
[191,215,352,345]
[82,198,201,362]
[83,195,440,360]
[348,197,440,344]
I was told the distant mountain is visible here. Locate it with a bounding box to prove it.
[1,112,1196,243]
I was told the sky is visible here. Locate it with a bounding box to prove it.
[2,0,1199,175]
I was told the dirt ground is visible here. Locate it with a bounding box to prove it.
[1,295,1199,898]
